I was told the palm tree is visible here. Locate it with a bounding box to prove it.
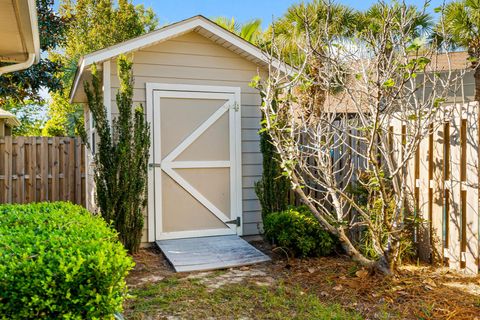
[266,0,358,112]
[213,17,263,45]
[358,2,432,39]
[269,0,357,65]
[443,0,480,101]
[357,2,433,91]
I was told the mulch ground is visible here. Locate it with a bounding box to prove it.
[127,241,480,320]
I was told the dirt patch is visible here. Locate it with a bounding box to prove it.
[127,246,173,287]
[186,265,274,290]
[273,256,480,319]
[126,241,480,319]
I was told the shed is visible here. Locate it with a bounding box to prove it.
[0,108,20,137]
[70,16,292,245]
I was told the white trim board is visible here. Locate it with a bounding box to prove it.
[146,83,243,242]
[155,228,235,241]
[70,15,294,103]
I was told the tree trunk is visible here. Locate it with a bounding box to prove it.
[474,66,480,103]
[337,229,395,276]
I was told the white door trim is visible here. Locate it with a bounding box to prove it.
[146,83,242,241]
[156,228,237,241]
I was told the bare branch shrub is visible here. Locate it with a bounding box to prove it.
[256,0,465,274]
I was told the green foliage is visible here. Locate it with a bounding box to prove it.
[264,206,336,257]
[349,171,417,262]
[254,87,289,220]
[443,0,480,52]
[358,2,432,39]
[213,17,263,44]
[443,0,480,100]
[43,0,158,136]
[255,131,289,220]
[1,99,46,136]
[267,0,357,65]
[84,55,150,253]
[0,202,133,319]
[42,91,83,137]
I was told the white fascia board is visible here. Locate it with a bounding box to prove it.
[82,18,201,67]
[70,16,295,102]
[69,58,86,103]
[195,19,295,75]
[80,17,295,75]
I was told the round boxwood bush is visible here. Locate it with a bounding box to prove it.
[0,202,134,319]
[264,206,336,257]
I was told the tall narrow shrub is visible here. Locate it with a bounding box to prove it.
[84,55,150,253]
[255,96,290,219]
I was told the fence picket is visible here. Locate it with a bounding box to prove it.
[464,103,479,273]
[431,122,444,262]
[447,105,462,269]
[51,137,59,201]
[16,137,25,203]
[417,127,431,260]
[4,137,12,203]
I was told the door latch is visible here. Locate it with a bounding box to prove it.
[225,217,241,227]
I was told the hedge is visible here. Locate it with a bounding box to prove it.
[264,206,336,257]
[0,202,134,319]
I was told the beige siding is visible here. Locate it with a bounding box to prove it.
[109,31,265,239]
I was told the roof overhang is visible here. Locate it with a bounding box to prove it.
[70,15,295,103]
[0,0,40,75]
[0,108,21,127]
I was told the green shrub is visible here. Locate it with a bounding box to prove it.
[264,206,336,257]
[0,202,134,319]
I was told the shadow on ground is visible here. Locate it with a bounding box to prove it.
[125,241,480,320]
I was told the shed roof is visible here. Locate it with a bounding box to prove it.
[70,15,294,103]
[0,108,21,127]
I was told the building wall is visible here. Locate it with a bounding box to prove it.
[105,31,265,241]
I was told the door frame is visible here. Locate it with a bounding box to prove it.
[146,83,242,241]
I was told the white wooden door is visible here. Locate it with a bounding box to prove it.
[147,84,242,241]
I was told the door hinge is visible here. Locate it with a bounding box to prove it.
[149,163,161,168]
[225,217,241,227]
[232,101,240,112]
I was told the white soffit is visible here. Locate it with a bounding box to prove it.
[0,0,40,73]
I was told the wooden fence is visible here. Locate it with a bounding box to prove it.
[294,102,479,274]
[396,102,479,274]
[0,137,86,206]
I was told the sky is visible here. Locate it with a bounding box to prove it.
[42,0,447,102]
[133,0,447,29]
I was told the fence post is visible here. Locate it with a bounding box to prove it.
[3,136,12,203]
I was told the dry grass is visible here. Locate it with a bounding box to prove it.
[124,243,480,319]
